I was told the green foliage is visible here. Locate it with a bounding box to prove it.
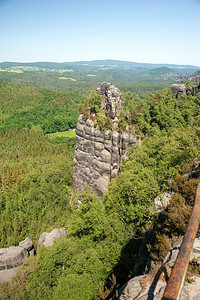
[127,128,199,188]
[165,193,192,235]
[95,111,113,132]
[121,89,200,135]
[0,256,37,300]
[1,81,200,300]
[88,91,101,114]
[13,236,108,300]
[79,91,101,120]
[0,81,86,134]
[0,62,176,96]
[80,89,113,132]
[118,111,128,132]
[0,106,79,133]
[0,127,74,247]
[187,260,200,282]
[185,80,192,87]
[49,136,76,148]
[105,165,159,226]
[143,175,197,264]
[79,102,90,119]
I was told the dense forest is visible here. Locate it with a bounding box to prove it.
[0,79,200,299]
[0,81,86,133]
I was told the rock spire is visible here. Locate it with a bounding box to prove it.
[96,82,124,119]
[73,82,137,197]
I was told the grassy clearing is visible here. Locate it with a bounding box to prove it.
[0,69,23,73]
[48,129,76,138]
[59,77,77,81]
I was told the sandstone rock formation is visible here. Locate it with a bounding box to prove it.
[96,82,124,119]
[171,83,200,97]
[193,84,200,96]
[111,237,200,300]
[38,228,67,247]
[0,237,34,283]
[171,83,189,96]
[73,82,138,197]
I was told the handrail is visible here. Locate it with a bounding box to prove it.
[162,183,200,300]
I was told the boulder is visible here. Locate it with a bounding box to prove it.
[38,228,67,248]
[171,84,187,96]
[153,191,174,212]
[113,275,143,300]
[0,237,34,283]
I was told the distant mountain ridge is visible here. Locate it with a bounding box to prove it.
[0,60,199,94]
[0,59,199,73]
[73,59,200,69]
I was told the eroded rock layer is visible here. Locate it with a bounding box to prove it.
[0,237,34,283]
[73,82,137,197]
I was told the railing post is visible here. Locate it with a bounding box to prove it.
[162,183,200,300]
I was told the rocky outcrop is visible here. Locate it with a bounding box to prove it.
[112,237,200,300]
[171,83,200,97]
[73,82,138,197]
[112,274,200,300]
[96,82,124,119]
[193,84,200,96]
[153,191,174,213]
[0,229,68,284]
[171,83,186,95]
[0,237,34,283]
[38,228,67,247]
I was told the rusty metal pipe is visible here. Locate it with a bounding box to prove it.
[162,183,200,300]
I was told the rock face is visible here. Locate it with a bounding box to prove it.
[38,228,67,247]
[96,82,124,119]
[193,84,200,96]
[171,83,200,97]
[171,83,188,96]
[112,237,200,300]
[0,237,34,283]
[73,82,137,197]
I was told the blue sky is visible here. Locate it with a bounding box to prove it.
[0,0,200,66]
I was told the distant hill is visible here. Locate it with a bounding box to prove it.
[0,60,199,95]
[0,59,199,74]
[148,67,177,74]
[73,59,200,71]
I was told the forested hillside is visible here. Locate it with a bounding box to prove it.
[0,82,200,299]
[1,60,194,95]
[0,82,86,248]
[0,81,86,133]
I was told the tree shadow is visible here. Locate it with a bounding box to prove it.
[103,236,149,299]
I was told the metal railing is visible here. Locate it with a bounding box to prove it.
[162,183,200,300]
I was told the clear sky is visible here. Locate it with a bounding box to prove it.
[0,0,200,66]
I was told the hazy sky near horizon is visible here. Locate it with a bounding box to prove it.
[0,0,200,66]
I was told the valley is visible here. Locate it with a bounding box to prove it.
[0,60,200,299]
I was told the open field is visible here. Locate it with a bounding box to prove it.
[59,77,77,81]
[0,69,23,73]
[48,129,76,138]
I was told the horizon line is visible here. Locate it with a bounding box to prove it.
[0,59,199,68]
